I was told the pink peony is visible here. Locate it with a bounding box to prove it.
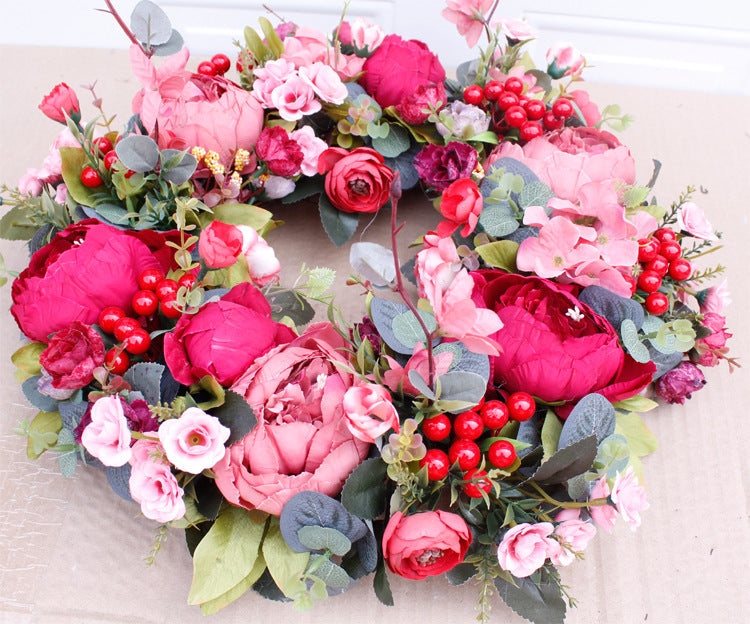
[39,322,105,390]
[547,126,624,155]
[655,361,706,405]
[676,202,719,241]
[611,467,649,530]
[198,220,244,268]
[497,522,557,578]
[38,82,80,123]
[342,382,400,442]
[129,439,186,523]
[382,511,472,580]
[442,0,494,48]
[163,282,296,387]
[281,26,365,80]
[213,323,370,515]
[588,476,617,532]
[81,396,132,467]
[158,407,230,474]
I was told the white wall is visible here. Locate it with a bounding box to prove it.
[3,0,749,95]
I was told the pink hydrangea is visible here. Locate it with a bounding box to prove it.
[497,522,557,578]
[81,396,132,467]
[611,466,649,530]
[158,407,231,474]
[343,382,400,442]
[129,439,186,523]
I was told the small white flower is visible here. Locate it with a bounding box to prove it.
[565,306,584,322]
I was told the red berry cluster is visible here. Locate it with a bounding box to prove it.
[97,269,197,375]
[636,228,692,315]
[197,54,231,77]
[462,77,575,144]
[79,135,135,190]
[418,392,536,498]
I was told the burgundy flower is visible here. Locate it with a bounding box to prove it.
[255,126,304,177]
[655,362,706,405]
[39,322,105,389]
[395,83,447,125]
[414,141,478,191]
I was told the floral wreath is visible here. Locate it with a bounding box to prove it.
[1,1,736,622]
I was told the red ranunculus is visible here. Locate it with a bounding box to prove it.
[382,511,472,580]
[213,323,369,515]
[255,126,303,177]
[11,222,166,343]
[198,220,244,268]
[359,34,445,108]
[39,82,80,124]
[318,147,394,213]
[39,322,105,389]
[163,282,296,387]
[472,271,655,415]
[437,177,483,237]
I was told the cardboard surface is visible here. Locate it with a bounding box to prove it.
[1,45,749,624]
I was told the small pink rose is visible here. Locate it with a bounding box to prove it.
[129,439,186,523]
[199,220,244,269]
[497,522,557,578]
[290,126,328,177]
[343,383,400,442]
[158,407,230,474]
[588,475,617,532]
[677,202,718,241]
[39,82,80,123]
[299,62,348,105]
[550,515,597,566]
[81,396,132,467]
[611,466,649,530]
[271,74,321,121]
[251,58,297,108]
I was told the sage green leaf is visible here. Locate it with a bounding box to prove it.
[309,554,351,589]
[478,203,519,237]
[188,507,267,605]
[0,206,38,240]
[297,526,351,556]
[258,17,284,58]
[200,203,275,233]
[26,411,62,460]
[200,555,266,615]
[262,519,310,597]
[130,0,172,46]
[392,309,436,351]
[475,240,519,271]
[371,124,410,157]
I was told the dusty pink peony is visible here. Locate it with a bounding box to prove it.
[442,0,494,48]
[198,220,244,268]
[213,323,370,515]
[129,439,186,523]
[611,467,649,530]
[158,407,230,474]
[343,382,400,442]
[699,279,731,314]
[39,82,80,123]
[81,396,132,467]
[497,522,557,578]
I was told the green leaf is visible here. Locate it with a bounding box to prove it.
[391,309,436,352]
[518,180,555,210]
[308,554,351,589]
[371,124,410,157]
[622,186,650,209]
[192,375,226,411]
[612,395,659,413]
[60,147,97,206]
[495,569,566,624]
[209,390,257,446]
[56,428,77,477]
[319,194,359,247]
[558,393,616,449]
[11,342,46,377]
[123,362,165,405]
[0,205,39,240]
[477,203,519,237]
[467,130,499,144]
[530,435,597,484]
[297,526,351,556]
[267,290,315,327]
[201,203,275,233]
[615,412,658,457]
[200,555,266,615]
[373,559,394,606]
[262,519,310,598]
[281,176,324,204]
[304,267,336,299]
[341,457,388,520]
[540,410,562,462]
[188,506,267,605]
[258,16,284,58]
[445,562,476,586]
[436,371,486,411]
[27,411,62,460]
[244,26,269,64]
[475,240,519,272]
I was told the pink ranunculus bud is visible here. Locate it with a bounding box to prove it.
[198,220,244,269]
[39,82,80,124]
[437,177,483,237]
[81,395,132,467]
[546,43,585,79]
[158,407,230,474]
[237,225,281,287]
[497,522,558,578]
[343,383,400,442]
[655,361,706,405]
[337,18,385,53]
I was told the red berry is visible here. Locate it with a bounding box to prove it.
[453,411,485,440]
[637,270,662,293]
[668,258,692,281]
[124,328,151,355]
[419,449,450,481]
[637,238,660,263]
[542,111,564,130]
[448,439,481,471]
[138,268,165,291]
[103,151,119,171]
[178,273,198,290]
[104,348,130,375]
[504,105,527,128]
[659,239,682,261]
[80,166,103,188]
[422,414,451,442]
[463,469,492,498]
[211,53,231,75]
[551,98,574,119]
[504,76,524,95]
[653,227,677,243]
[160,298,183,319]
[523,99,546,121]
[131,289,159,317]
[645,255,669,277]
[507,392,536,421]
[488,440,517,469]
[645,292,669,315]
[93,136,113,155]
[463,85,484,106]
[113,317,141,343]
[197,60,217,76]
[98,306,126,334]
[496,92,519,111]
[480,400,509,429]
[155,278,179,301]
[519,120,543,142]
[483,80,504,101]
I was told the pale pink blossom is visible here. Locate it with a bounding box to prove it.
[18,169,44,196]
[676,202,719,241]
[237,225,281,286]
[290,126,328,177]
[251,58,297,108]
[338,18,385,51]
[280,25,330,67]
[611,466,649,530]
[343,382,400,442]
[497,522,557,578]
[493,17,537,41]
[129,438,186,523]
[262,175,296,199]
[158,407,230,474]
[299,62,348,104]
[563,260,635,297]
[270,74,321,121]
[442,0,495,48]
[54,184,68,204]
[546,42,585,78]
[550,509,597,566]
[382,343,455,396]
[81,396,132,467]
[588,475,617,532]
[700,279,731,314]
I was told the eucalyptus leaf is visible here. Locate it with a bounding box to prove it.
[477,203,519,237]
[384,144,421,190]
[131,0,173,45]
[518,180,555,210]
[161,149,197,185]
[371,124,410,157]
[436,370,486,411]
[22,376,61,412]
[106,464,134,502]
[319,194,359,247]
[152,29,184,56]
[558,393,616,449]
[58,401,88,433]
[407,370,435,399]
[123,362,165,405]
[297,526,351,556]
[116,134,160,173]
[392,309,436,352]
[308,554,352,589]
[621,319,651,363]
[370,297,438,355]
[350,242,396,288]
[579,285,644,331]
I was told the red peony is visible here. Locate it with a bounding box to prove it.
[163,282,296,387]
[318,147,394,213]
[359,34,445,108]
[472,272,655,415]
[39,322,105,389]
